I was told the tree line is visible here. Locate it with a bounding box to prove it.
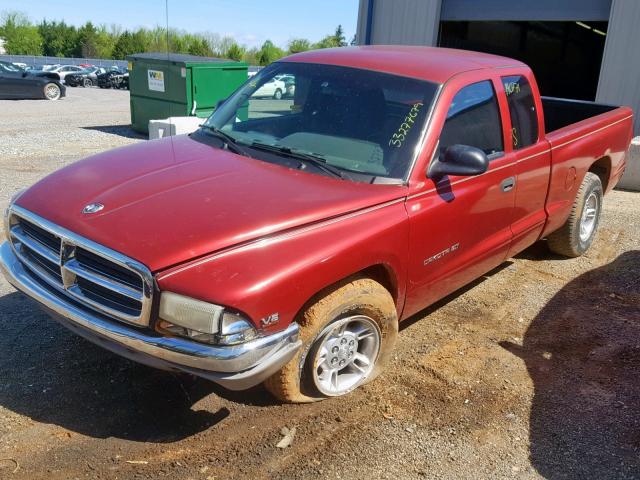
[0,11,352,65]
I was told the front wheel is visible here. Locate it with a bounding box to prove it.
[264,277,398,403]
[273,88,283,100]
[43,83,61,101]
[83,78,93,88]
[547,172,603,257]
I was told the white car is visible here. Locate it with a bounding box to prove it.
[275,74,296,97]
[45,65,84,83]
[253,78,286,99]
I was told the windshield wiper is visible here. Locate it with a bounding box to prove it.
[250,142,347,179]
[199,125,251,157]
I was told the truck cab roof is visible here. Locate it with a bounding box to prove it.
[283,45,527,84]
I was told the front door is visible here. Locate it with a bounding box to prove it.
[404,77,516,317]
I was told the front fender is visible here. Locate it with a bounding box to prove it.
[156,200,409,333]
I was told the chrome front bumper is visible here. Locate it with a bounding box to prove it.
[0,241,302,391]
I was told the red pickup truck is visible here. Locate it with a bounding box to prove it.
[1,46,633,403]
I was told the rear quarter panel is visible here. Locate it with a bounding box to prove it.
[542,106,633,237]
[156,200,409,333]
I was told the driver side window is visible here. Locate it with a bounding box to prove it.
[439,80,503,158]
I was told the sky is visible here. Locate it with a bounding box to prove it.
[0,0,360,48]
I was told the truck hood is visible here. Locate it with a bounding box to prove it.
[16,135,405,272]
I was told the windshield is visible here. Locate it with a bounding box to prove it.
[203,62,439,181]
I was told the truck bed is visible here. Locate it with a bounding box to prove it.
[540,97,633,237]
[541,97,619,134]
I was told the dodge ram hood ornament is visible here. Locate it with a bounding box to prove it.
[82,203,104,214]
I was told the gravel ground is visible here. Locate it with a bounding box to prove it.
[0,87,143,216]
[0,87,639,480]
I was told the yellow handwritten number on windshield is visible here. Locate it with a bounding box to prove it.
[389,103,423,148]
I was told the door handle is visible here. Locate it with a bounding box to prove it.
[501,177,516,192]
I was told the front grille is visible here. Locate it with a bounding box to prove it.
[75,248,143,290]
[8,207,153,326]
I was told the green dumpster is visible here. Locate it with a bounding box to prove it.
[127,52,248,134]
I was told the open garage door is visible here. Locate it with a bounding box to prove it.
[438,0,612,100]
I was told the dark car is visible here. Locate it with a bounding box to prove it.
[0,61,66,100]
[66,67,107,87]
[97,68,128,89]
[113,72,129,90]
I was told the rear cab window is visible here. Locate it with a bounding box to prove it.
[501,75,539,149]
[439,80,504,160]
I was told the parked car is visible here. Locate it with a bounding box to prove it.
[65,67,107,87]
[275,74,295,97]
[0,60,66,100]
[97,68,127,89]
[0,47,633,402]
[253,77,286,99]
[27,65,56,73]
[41,65,84,83]
[112,71,129,90]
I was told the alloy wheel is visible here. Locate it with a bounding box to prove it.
[310,315,380,396]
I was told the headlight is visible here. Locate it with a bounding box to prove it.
[157,292,257,345]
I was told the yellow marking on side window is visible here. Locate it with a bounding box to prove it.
[504,82,521,96]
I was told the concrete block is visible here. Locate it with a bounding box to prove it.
[149,117,203,140]
[617,136,640,191]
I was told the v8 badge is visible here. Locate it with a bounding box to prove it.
[261,312,280,327]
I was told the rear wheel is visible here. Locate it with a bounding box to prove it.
[43,83,61,101]
[83,78,93,88]
[547,172,603,257]
[264,277,398,403]
[273,88,283,100]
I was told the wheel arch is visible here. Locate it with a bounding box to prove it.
[293,262,401,325]
[588,156,612,193]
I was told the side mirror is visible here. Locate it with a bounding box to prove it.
[427,144,489,179]
[215,98,226,110]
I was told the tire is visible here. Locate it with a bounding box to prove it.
[264,277,398,403]
[273,88,283,100]
[83,78,93,88]
[547,172,603,257]
[43,83,61,101]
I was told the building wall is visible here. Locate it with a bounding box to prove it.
[356,0,441,46]
[596,0,640,136]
